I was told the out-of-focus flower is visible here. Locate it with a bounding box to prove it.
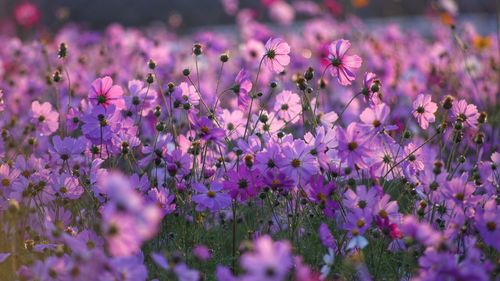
[14,1,41,29]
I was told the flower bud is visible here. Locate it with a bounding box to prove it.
[220,53,229,62]
[148,59,156,70]
[58,43,68,59]
[304,66,314,81]
[193,43,203,56]
[146,73,154,84]
[52,71,62,83]
[443,95,454,110]
[474,132,485,145]
[478,111,487,124]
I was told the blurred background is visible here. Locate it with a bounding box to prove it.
[0,0,497,31]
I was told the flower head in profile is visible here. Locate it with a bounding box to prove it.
[263,38,291,73]
[450,99,479,128]
[413,94,437,130]
[328,39,362,86]
[89,76,125,110]
[232,69,253,109]
[30,101,59,136]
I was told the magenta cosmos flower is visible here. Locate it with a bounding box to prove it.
[30,101,59,136]
[263,38,291,73]
[88,76,125,110]
[328,39,362,86]
[412,94,438,130]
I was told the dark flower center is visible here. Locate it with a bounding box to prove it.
[281,104,289,111]
[267,159,276,168]
[379,209,388,219]
[291,158,301,168]
[347,142,358,151]
[207,190,216,198]
[359,200,367,209]
[408,154,416,162]
[486,221,496,231]
[383,155,391,164]
[1,178,10,186]
[97,95,106,104]
[227,123,235,131]
[458,113,467,122]
[265,267,276,277]
[266,50,276,59]
[416,106,425,114]
[455,192,464,201]
[372,120,381,127]
[238,179,248,189]
[430,181,439,191]
[201,126,210,134]
[61,154,69,161]
[331,57,341,67]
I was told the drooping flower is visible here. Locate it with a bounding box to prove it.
[412,94,438,130]
[263,38,291,73]
[232,69,252,109]
[327,39,362,86]
[30,101,59,136]
[88,76,125,110]
[450,99,479,128]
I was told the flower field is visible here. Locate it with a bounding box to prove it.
[0,1,498,280]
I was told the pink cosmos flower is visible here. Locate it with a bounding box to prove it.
[263,38,291,73]
[280,139,319,184]
[14,1,41,29]
[450,99,479,128]
[273,90,301,122]
[30,101,59,136]
[240,235,293,281]
[412,94,438,130]
[88,76,125,110]
[328,39,362,86]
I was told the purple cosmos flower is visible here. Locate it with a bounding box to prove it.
[475,199,499,251]
[337,123,372,169]
[30,101,59,135]
[193,116,225,145]
[192,181,231,212]
[223,165,261,202]
[263,38,291,73]
[280,139,319,184]
[232,69,252,109]
[88,76,125,110]
[413,94,438,130]
[328,39,362,86]
[50,136,86,162]
[126,79,157,117]
[81,105,121,145]
[359,103,398,134]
